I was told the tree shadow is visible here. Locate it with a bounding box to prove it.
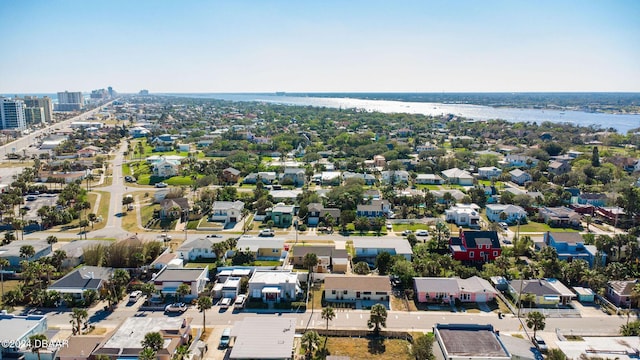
[367,336,386,354]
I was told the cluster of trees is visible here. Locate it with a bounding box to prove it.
[83,241,163,268]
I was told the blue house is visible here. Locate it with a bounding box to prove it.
[540,232,605,267]
[578,193,607,207]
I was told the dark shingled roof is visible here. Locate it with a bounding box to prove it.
[49,266,113,291]
[462,231,501,249]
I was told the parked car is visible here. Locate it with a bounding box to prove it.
[124,175,136,183]
[164,303,187,313]
[499,222,509,230]
[26,195,38,201]
[533,336,548,353]
[220,297,232,309]
[259,228,275,237]
[128,290,142,303]
[234,294,247,310]
[206,234,223,238]
[386,223,393,230]
[155,182,168,188]
[416,229,429,236]
[401,230,413,236]
[219,328,231,349]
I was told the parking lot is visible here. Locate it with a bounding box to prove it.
[22,192,59,222]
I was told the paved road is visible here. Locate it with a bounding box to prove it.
[0,101,114,157]
[39,298,630,346]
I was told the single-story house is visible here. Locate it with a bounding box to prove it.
[415,174,444,185]
[152,267,209,298]
[414,276,497,304]
[50,240,112,269]
[508,278,575,306]
[606,280,638,308]
[538,207,581,227]
[229,317,296,360]
[236,237,285,260]
[48,266,113,300]
[324,275,391,306]
[352,238,413,262]
[441,168,474,186]
[247,271,301,303]
[0,240,52,267]
[290,245,348,273]
[177,237,226,261]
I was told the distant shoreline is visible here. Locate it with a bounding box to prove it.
[161,92,640,115]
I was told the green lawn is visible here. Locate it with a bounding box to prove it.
[165,176,197,186]
[415,184,441,191]
[514,221,579,233]
[321,337,412,360]
[392,223,432,232]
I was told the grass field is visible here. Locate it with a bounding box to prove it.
[320,336,412,360]
[514,221,579,233]
[0,280,21,306]
[92,190,111,231]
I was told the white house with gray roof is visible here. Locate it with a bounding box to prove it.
[352,238,412,261]
[0,240,51,267]
[152,267,209,297]
[209,200,244,223]
[247,271,301,303]
[177,237,226,261]
[48,266,113,300]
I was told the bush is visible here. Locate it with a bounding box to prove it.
[291,302,307,311]
[298,224,308,231]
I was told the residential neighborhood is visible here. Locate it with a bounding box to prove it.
[0,95,639,360]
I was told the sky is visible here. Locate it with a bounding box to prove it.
[0,0,639,93]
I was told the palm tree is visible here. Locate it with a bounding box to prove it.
[29,334,48,360]
[301,331,320,360]
[525,311,546,338]
[197,296,213,332]
[46,235,58,244]
[20,245,35,259]
[176,283,191,303]
[321,306,335,331]
[173,345,190,360]
[69,307,89,335]
[142,332,164,353]
[367,304,388,335]
[139,347,156,360]
[0,258,9,300]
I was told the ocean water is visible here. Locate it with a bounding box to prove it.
[170,93,640,133]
